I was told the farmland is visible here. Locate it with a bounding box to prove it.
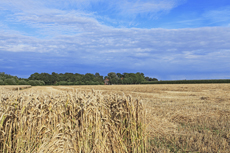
[1,84,230,152]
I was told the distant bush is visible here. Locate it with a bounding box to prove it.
[78,81,85,85]
[74,81,101,85]
[89,81,94,85]
[68,82,74,85]
[0,77,4,81]
[18,80,29,85]
[0,80,4,85]
[39,80,45,85]
[34,80,42,86]
[74,81,79,85]
[141,79,230,84]
[91,81,100,85]
[58,81,68,85]
[28,80,37,86]
[4,78,17,85]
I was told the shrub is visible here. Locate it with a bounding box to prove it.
[141,79,230,84]
[4,78,17,85]
[0,80,4,85]
[68,82,74,85]
[58,81,68,85]
[34,80,42,86]
[77,81,84,85]
[28,80,37,86]
[18,80,29,85]
[89,81,95,85]
[39,80,45,85]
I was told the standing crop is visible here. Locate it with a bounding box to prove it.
[0,88,147,152]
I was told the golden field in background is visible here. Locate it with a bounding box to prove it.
[0,85,31,90]
[1,84,230,152]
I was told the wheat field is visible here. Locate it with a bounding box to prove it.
[0,84,230,152]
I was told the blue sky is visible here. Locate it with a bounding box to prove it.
[0,0,230,80]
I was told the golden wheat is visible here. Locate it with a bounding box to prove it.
[0,87,147,153]
[51,84,230,152]
[1,84,230,152]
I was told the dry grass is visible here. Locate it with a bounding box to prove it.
[0,84,230,152]
[0,86,147,152]
[52,84,230,152]
[0,85,31,91]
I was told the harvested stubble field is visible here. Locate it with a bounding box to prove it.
[0,85,31,91]
[0,84,230,152]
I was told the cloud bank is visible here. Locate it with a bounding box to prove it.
[0,0,230,79]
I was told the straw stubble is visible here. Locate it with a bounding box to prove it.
[0,87,147,153]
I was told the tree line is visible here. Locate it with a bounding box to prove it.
[105,72,157,85]
[142,79,230,84]
[0,72,45,86]
[0,72,158,86]
[2,72,229,85]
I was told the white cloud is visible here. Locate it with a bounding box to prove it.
[0,0,184,15]
[46,0,185,15]
[202,6,230,26]
[1,27,230,64]
[117,0,185,16]
[166,6,230,28]
[0,0,185,30]
[0,0,46,13]
[0,0,230,79]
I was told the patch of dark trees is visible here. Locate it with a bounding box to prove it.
[1,72,230,86]
[0,72,158,86]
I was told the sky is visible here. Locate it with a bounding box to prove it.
[0,0,230,80]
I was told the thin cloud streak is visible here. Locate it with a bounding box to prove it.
[0,26,229,79]
[0,0,230,79]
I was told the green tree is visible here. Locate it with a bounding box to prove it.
[108,72,119,84]
[135,72,145,84]
[123,78,129,84]
[68,82,74,85]
[95,73,104,83]
[18,80,29,85]
[95,72,100,77]
[5,78,17,85]
[117,79,123,84]
[58,81,68,85]
[85,81,90,85]
[84,73,95,82]
[39,80,45,85]
[74,73,83,82]
[149,78,158,81]
[116,73,123,78]
[28,72,40,80]
[0,80,4,85]
[28,80,37,86]
[39,73,51,85]
[51,72,59,85]
[34,80,42,86]
[145,77,150,81]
